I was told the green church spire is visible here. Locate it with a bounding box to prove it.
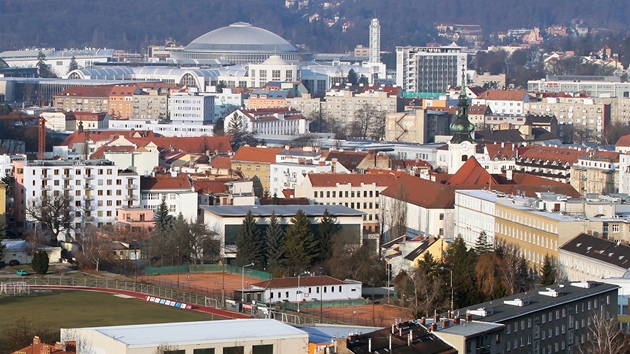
[449,63,475,144]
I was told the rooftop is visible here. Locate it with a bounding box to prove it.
[201,204,365,217]
[560,233,630,269]
[251,276,349,289]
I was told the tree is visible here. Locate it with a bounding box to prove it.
[151,198,173,266]
[227,112,259,150]
[0,103,12,115]
[2,317,57,353]
[444,235,481,308]
[265,211,284,270]
[393,262,446,318]
[602,120,630,145]
[576,309,630,354]
[475,252,505,301]
[382,184,407,241]
[77,225,113,271]
[347,69,358,85]
[25,194,73,243]
[36,50,47,77]
[31,250,49,274]
[540,254,557,286]
[216,80,227,93]
[358,74,369,85]
[213,117,225,136]
[474,231,493,255]
[495,239,532,295]
[235,211,263,267]
[189,216,220,264]
[172,213,192,265]
[67,55,79,73]
[316,209,336,262]
[350,103,386,140]
[283,209,316,272]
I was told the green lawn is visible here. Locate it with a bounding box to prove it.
[0,290,218,338]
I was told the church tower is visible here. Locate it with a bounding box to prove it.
[447,63,476,173]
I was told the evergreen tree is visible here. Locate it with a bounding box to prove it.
[474,231,493,255]
[31,251,49,274]
[67,55,79,73]
[283,209,316,272]
[316,209,336,262]
[172,213,192,266]
[236,211,263,266]
[36,50,47,77]
[151,197,174,266]
[444,235,481,308]
[358,74,369,85]
[540,254,557,286]
[417,251,439,274]
[347,69,358,85]
[265,212,284,269]
[213,117,225,136]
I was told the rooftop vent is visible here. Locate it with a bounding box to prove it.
[466,308,490,317]
[539,288,561,297]
[504,298,526,307]
[571,281,592,289]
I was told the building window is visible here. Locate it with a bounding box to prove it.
[612,224,620,233]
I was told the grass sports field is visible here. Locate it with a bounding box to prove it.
[0,290,217,339]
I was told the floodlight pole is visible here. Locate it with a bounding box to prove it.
[441,266,454,313]
[241,263,254,302]
[297,271,310,313]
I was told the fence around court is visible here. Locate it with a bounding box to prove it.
[146,264,272,280]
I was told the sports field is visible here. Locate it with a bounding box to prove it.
[140,272,262,295]
[0,290,217,338]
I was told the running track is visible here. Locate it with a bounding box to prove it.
[25,285,252,319]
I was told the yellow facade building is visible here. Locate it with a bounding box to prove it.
[230,146,284,196]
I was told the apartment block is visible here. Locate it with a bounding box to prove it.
[528,96,611,137]
[132,87,169,120]
[322,84,401,130]
[395,44,467,94]
[168,92,215,125]
[269,148,332,197]
[139,173,198,221]
[231,146,285,196]
[560,233,630,281]
[109,84,141,119]
[54,85,112,113]
[569,151,618,195]
[13,159,140,237]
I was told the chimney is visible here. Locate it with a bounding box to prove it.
[407,333,411,346]
[33,336,41,345]
[447,310,452,319]
[368,338,372,352]
[430,323,438,332]
[389,335,392,351]
[465,313,473,322]
[453,316,460,324]
[420,317,426,325]
[442,319,450,328]
[434,313,440,323]
[506,169,513,181]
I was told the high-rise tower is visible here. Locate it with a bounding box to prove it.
[369,19,380,64]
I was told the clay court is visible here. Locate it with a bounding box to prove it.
[299,303,413,327]
[139,272,263,298]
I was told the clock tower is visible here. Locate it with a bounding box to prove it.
[448,63,477,173]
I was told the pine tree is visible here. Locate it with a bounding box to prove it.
[151,197,174,266]
[347,69,358,85]
[236,211,263,266]
[36,50,47,77]
[213,117,225,136]
[265,212,284,269]
[474,231,493,255]
[540,254,557,286]
[444,235,481,308]
[67,55,79,73]
[31,251,49,274]
[283,209,316,272]
[317,209,336,262]
[172,213,191,266]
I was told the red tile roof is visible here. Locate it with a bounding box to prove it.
[616,134,630,147]
[60,130,156,147]
[232,146,284,163]
[140,173,192,191]
[306,172,398,187]
[476,89,527,101]
[55,85,113,98]
[211,156,232,169]
[446,157,500,186]
[109,84,140,96]
[485,143,519,160]
[194,180,229,194]
[251,275,347,289]
[519,146,585,165]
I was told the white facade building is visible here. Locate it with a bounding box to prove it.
[168,92,215,125]
[0,48,115,78]
[40,111,68,132]
[227,108,310,136]
[13,159,140,238]
[453,190,499,248]
[139,173,198,221]
[108,119,216,137]
[248,55,300,88]
[269,149,331,196]
[395,44,467,93]
[61,319,309,354]
[250,275,362,304]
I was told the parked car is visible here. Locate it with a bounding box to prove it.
[8,259,20,266]
[16,269,27,276]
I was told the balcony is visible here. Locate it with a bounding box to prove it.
[41,174,52,180]
[85,174,95,180]
[84,184,93,190]
[126,184,138,190]
[83,196,94,202]
[63,184,72,190]
[125,195,138,201]
[42,185,52,191]
[62,174,72,180]
[84,216,95,222]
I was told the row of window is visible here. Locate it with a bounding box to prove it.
[313,189,379,199]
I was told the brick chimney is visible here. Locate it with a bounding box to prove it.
[33,336,41,345]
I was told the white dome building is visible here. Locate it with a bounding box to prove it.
[171,22,308,64]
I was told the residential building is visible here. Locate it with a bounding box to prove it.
[269,148,331,197]
[385,109,450,144]
[395,44,467,94]
[285,93,322,118]
[13,159,140,237]
[247,89,293,109]
[248,275,362,304]
[248,55,300,87]
[381,235,447,276]
[168,92,215,125]
[40,111,69,131]
[456,281,619,354]
[54,85,112,113]
[139,173,198,221]
[132,86,170,120]
[61,319,309,354]
[381,157,583,242]
[560,233,630,281]
[528,95,611,138]
[231,146,284,196]
[516,146,589,184]
[91,141,160,177]
[569,151,619,195]
[65,112,109,131]
[201,205,364,260]
[108,84,141,119]
[528,76,630,98]
[115,207,154,233]
[11,336,75,354]
[472,89,529,115]
[295,172,397,233]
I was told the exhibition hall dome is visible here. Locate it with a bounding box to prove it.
[172,22,308,64]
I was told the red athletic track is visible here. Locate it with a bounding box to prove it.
[23,285,252,319]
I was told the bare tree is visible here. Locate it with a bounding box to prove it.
[495,239,532,294]
[61,329,95,354]
[576,310,630,354]
[189,216,220,264]
[350,104,386,140]
[381,184,407,241]
[77,225,114,271]
[25,194,73,243]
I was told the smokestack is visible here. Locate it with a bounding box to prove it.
[442,319,450,328]
[420,317,426,325]
[465,313,473,322]
[389,335,392,351]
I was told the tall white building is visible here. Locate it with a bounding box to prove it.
[168,92,215,125]
[395,44,467,94]
[13,159,141,238]
[139,173,198,222]
[369,19,380,64]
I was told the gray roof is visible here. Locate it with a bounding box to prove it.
[65,319,306,346]
[457,282,619,323]
[201,204,365,217]
[560,233,630,269]
[185,22,298,53]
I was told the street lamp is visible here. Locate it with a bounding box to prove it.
[297,271,310,313]
[440,266,454,313]
[241,263,255,302]
[133,238,138,284]
[176,246,180,289]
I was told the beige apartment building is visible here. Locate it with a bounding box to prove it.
[528,96,611,138]
[494,202,603,267]
[569,151,619,195]
[286,93,322,118]
[54,85,112,113]
[133,87,169,120]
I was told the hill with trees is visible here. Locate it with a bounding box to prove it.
[0,0,629,54]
